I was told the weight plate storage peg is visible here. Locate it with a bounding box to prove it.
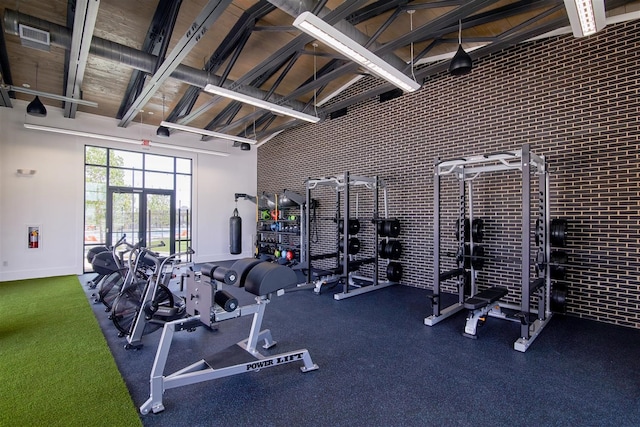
[455,218,484,242]
[386,262,402,282]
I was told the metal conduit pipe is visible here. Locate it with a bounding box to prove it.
[3,8,310,112]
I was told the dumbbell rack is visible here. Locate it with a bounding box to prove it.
[304,171,399,300]
[425,144,553,352]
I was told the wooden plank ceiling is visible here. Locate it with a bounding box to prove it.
[1,0,639,144]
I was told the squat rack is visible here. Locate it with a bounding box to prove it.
[424,144,552,352]
[304,171,397,300]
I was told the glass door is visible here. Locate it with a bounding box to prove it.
[145,192,174,257]
[107,188,175,256]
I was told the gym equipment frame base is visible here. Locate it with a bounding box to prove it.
[140,311,318,415]
[424,302,464,326]
[513,315,552,352]
[461,291,553,352]
[333,275,397,300]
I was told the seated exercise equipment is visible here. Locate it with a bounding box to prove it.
[425,144,554,352]
[139,259,318,415]
[110,246,194,349]
[89,236,145,311]
[462,286,509,338]
[86,245,110,289]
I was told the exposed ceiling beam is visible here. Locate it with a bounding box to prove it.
[118,0,233,127]
[64,0,100,118]
[319,16,569,117]
[117,0,183,120]
[173,0,367,133]
[165,0,275,123]
[377,0,503,56]
[197,0,407,139]
[0,86,12,107]
[275,0,503,104]
[344,0,410,23]
[188,0,371,137]
[0,10,14,92]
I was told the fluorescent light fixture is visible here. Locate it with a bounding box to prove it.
[7,85,98,107]
[203,84,320,123]
[293,11,420,93]
[23,123,229,156]
[160,121,257,144]
[563,0,606,37]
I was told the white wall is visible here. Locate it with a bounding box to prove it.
[0,100,257,281]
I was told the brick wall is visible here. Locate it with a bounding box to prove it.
[257,20,640,328]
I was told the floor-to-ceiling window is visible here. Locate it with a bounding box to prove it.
[83,146,192,271]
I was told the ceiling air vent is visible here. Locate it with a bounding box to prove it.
[18,24,51,52]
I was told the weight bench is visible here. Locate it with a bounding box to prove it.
[463,286,508,339]
[140,260,319,415]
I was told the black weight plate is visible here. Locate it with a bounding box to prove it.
[378,240,387,258]
[471,218,484,243]
[384,219,401,238]
[386,262,402,282]
[550,219,568,247]
[385,240,402,260]
[378,221,387,237]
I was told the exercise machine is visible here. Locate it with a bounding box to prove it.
[139,259,318,415]
[112,246,194,349]
[425,144,553,352]
[303,172,401,300]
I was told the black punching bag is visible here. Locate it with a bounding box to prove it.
[230,208,242,254]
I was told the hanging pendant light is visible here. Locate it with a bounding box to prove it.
[27,64,47,117]
[27,96,47,117]
[156,94,170,137]
[449,20,472,76]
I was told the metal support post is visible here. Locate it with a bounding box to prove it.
[520,144,531,340]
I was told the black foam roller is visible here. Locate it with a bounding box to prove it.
[214,290,238,312]
[200,263,219,278]
[212,266,238,286]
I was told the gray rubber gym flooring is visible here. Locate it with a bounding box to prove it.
[82,273,640,426]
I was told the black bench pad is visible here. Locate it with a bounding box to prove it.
[464,287,508,310]
[244,262,298,296]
